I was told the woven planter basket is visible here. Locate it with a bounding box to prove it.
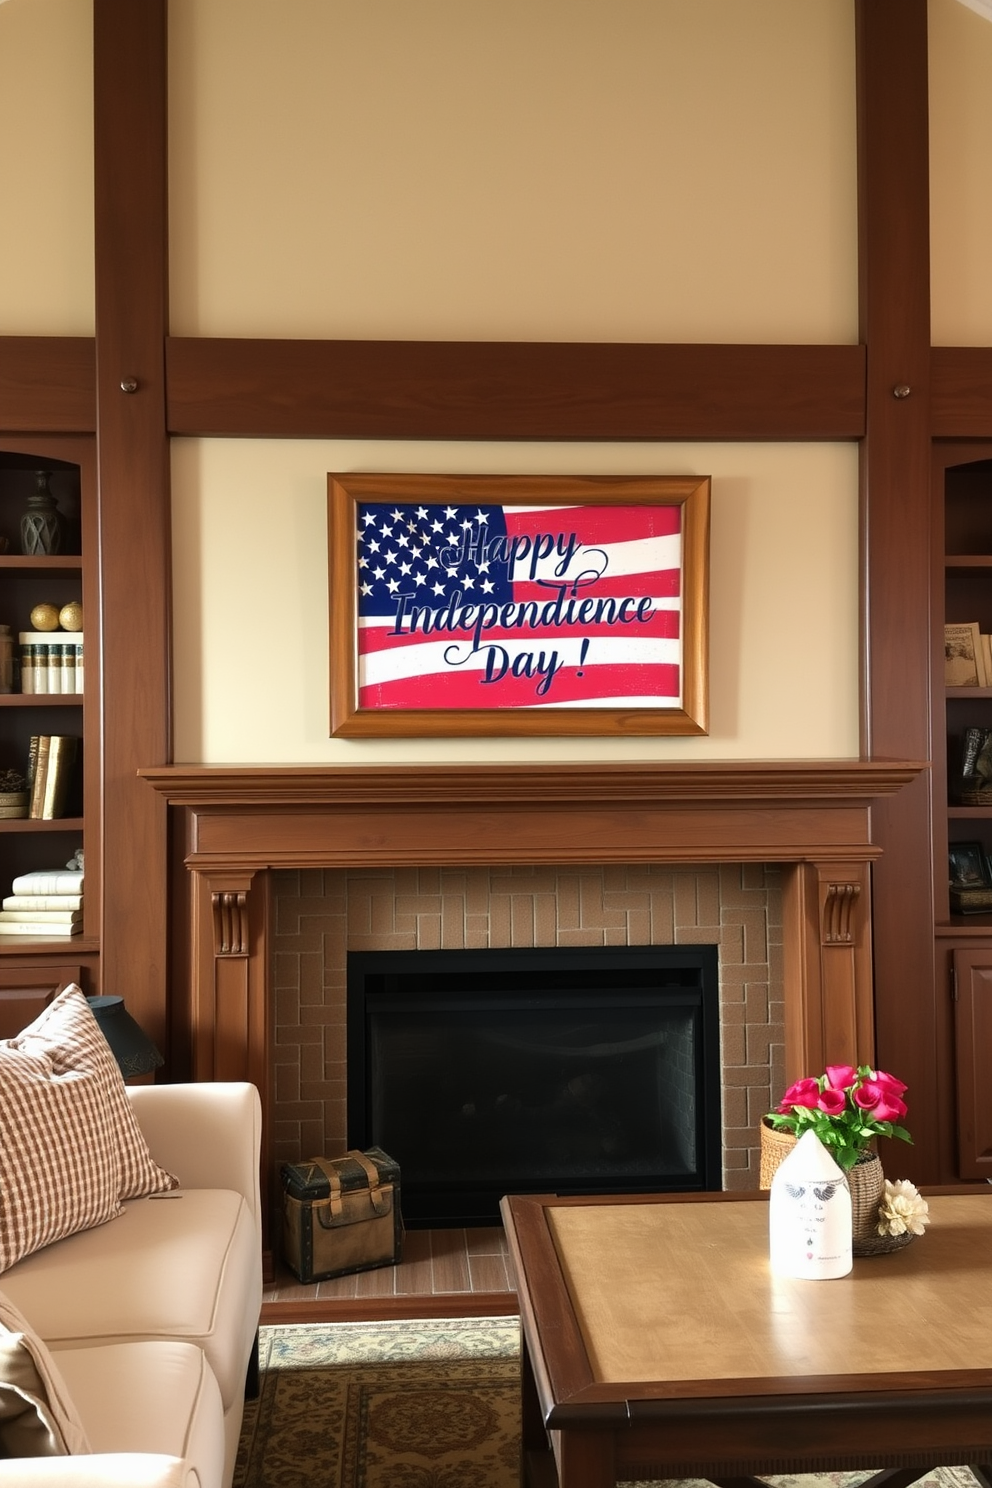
[760,1128,914,1256]
[848,1152,920,1255]
[848,1151,885,1250]
[759,1119,796,1189]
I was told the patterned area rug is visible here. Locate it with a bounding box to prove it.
[234,1317,982,1488]
[234,1317,521,1488]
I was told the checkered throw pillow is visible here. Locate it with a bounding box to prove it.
[0,984,177,1274]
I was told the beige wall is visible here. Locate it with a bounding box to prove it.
[168,0,857,345]
[5,3,992,346]
[0,0,94,335]
[930,0,992,344]
[170,437,860,763]
[165,1,861,764]
[22,4,992,764]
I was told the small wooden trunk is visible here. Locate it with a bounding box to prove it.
[280,1147,402,1283]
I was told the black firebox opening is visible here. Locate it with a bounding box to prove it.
[347,945,722,1227]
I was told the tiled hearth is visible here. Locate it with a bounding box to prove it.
[269,862,784,1193]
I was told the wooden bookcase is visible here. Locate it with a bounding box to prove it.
[932,443,992,1177]
[0,437,100,1011]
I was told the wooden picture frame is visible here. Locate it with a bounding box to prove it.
[328,473,709,737]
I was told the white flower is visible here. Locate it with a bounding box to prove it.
[876,1178,930,1237]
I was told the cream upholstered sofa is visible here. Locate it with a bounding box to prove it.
[0,986,263,1488]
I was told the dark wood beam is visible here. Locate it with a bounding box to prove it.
[11,334,992,444]
[856,0,941,1176]
[932,348,992,437]
[0,337,95,433]
[858,0,932,754]
[93,0,171,1051]
[165,337,865,442]
[12,334,992,444]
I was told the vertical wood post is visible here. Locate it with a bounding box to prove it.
[856,0,940,1175]
[93,1,172,1051]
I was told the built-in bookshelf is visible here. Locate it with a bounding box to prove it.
[0,441,100,981]
[936,451,992,924]
[933,445,992,1178]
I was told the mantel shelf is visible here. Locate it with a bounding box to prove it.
[140,759,924,811]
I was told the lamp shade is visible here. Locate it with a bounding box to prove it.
[86,995,164,1078]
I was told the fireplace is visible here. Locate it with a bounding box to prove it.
[142,759,917,1267]
[346,944,722,1225]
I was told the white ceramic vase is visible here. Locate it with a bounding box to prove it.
[768,1128,853,1279]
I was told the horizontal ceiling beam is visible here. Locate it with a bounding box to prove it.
[14,336,992,443]
[0,337,96,433]
[166,337,866,442]
[932,347,992,436]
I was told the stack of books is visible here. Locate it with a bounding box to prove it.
[0,867,84,938]
[19,632,84,694]
[27,735,79,819]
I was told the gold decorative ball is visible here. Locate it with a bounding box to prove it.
[59,601,83,632]
[30,603,60,632]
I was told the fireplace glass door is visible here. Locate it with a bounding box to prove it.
[347,945,721,1226]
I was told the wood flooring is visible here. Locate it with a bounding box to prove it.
[261,1225,518,1323]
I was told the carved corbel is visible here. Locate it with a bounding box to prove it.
[822,881,862,945]
[212,889,249,957]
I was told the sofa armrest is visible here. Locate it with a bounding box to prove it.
[126,1082,262,1239]
[0,1457,198,1487]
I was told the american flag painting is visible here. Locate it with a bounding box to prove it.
[355,500,683,710]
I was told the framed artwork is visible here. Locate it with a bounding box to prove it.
[327,472,710,737]
[944,621,985,688]
[948,840,990,889]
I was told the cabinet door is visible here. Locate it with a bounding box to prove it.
[0,964,88,1038]
[954,947,992,1177]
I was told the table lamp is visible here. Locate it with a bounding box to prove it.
[86,995,164,1079]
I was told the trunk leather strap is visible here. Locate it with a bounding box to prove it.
[307,1151,392,1220]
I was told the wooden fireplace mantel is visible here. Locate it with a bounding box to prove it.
[142,758,921,864]
[142,758,918,807]
[142,758,923,1213]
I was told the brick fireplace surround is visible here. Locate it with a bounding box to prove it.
[142,759,919,1249]
[269,862,782,1191]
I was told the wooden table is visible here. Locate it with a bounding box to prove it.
[500,1189,992,1488]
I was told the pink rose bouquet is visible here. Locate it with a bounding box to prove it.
[765,1063,912,1171]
